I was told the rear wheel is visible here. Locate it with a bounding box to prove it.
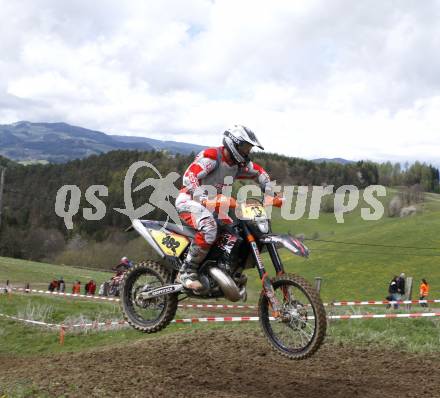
[121,260,178,333]
[258,273,326,360]
[109,284,118,296]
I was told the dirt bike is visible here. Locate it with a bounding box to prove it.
[99,274,125,297]
[109,274,125,296]
[121,195,326,359]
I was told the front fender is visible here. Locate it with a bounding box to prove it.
[261,234,309,258]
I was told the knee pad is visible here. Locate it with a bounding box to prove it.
[199,217,218,245]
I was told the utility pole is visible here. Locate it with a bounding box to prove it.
[0,167,5,229]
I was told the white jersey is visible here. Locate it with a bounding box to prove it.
[181,146,272,197]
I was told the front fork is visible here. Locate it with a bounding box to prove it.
[267,242,292,304]
[244,225,284,316]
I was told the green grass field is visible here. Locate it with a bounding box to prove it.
[1,293,439,356]
[0,257,112,293]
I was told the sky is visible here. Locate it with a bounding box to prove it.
[1,0,440,165]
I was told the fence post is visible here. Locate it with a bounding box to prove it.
[315,277,322,293]
[59,325,65,345]
[25,282,30,293]
[6,280,12,299]
[405,277,413,310]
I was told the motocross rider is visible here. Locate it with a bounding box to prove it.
[113,256,132,276]
[176,125,274,290]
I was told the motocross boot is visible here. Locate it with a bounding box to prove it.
[178,261,203,291]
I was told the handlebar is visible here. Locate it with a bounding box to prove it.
[202,194,284,211]
[202,195,237,211]
[263,195,284,208]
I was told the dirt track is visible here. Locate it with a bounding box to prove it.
[1,328,439,397]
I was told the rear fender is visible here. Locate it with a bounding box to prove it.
[132,219,165,258]
[131,219,190,260]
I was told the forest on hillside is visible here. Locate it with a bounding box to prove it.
[0,150,438,263]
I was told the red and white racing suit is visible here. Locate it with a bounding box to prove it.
[176,146,272,266]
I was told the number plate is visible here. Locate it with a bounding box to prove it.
[150,229,189,257]
[241,204,267,220]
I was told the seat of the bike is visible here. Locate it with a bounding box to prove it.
[158,222,196,239]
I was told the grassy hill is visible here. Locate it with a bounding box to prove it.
[268,188,440,301]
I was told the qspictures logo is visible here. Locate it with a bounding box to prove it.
[54,161,386,230]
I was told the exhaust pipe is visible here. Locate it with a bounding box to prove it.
[208,267,241,302]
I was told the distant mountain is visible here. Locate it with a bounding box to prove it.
[110,135,204,155]
[0,155,17,168]
[0,121,204,163]
[312,157,355,165]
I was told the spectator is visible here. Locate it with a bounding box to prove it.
[396,272,406,299]
[84,280,90,295]
[386,276,399,309]
[72,280,81,294]
[58,277,65,293]
[98,281,107,296]
[419,278,430,308]
[88,280,97,295]
[56,277,62,292]
[48,279,58,292]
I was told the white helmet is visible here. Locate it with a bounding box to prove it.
[223,125,264,166]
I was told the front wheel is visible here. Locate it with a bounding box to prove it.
[120,260,178,333]
[258,273,326,360]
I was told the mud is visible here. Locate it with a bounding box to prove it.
[1,328,439,397]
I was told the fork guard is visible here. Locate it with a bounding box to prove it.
[260,234,309,258]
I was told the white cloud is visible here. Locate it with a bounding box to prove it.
[1,0,440,165]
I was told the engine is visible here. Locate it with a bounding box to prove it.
[199,230,248,301]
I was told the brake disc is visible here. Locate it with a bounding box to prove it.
[281,300,308,329]
[133,285,160,309]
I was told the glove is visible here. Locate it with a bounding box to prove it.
[264,193,284,208]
